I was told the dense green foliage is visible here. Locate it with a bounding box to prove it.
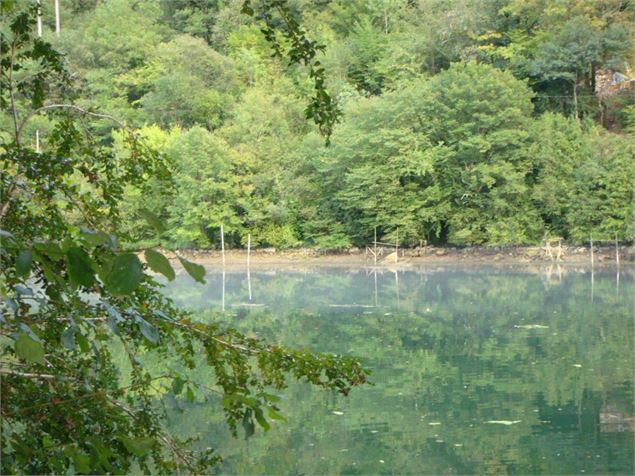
[11,0,631,248]
[1,1,633,474]
[0,4,367,474]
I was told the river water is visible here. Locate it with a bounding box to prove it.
[163,265,634,475]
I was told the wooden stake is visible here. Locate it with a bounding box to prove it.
[590,235,594,268]
[54,0,60,36]
[374,226,377,265]
[220,225,225,267]
[395,229,399,263]
[544,235,553,261]
[247,233,251,268]
[615,234,620,267]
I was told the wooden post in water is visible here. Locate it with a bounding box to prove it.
[54,0,60,36]
[247,233,252,301]
[615,234,620,267]
[590,236,594,268]
[220,225,225,267]
[395,229,399,263]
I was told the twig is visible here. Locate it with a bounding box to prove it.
[171,321,257,354]
[17,103,128,142]
[0,368,58,380]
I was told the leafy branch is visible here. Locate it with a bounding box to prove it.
[241,0,341,143]
[0,6,367,474]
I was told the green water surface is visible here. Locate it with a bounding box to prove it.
[163,265,634,475]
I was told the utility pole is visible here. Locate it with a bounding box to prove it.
[37,0,42,37]
[36,1,42,153]
[54,0,60,36]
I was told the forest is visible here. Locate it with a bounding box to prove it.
[6,0,635,250]
[0,1,634,475]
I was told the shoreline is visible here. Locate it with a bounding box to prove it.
[166,245,633,268]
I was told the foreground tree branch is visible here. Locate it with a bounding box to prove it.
[0,5,368,474]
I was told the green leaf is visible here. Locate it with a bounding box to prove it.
[63,447,91,473]
[66,247,96,288]
[186,386,195,403]
[137,318,159,344]
[76,332,90,353]
[104,254,143,295]
[254,408,270,432]
[178,256,206,284]
[262,392,280,403]
[144,249,175,281]
[138,208,165,234]
[267,406,286,421]
[80,228,108,247]
[119,436,155,457]
[34,241,64,258]
[223,393,259,408]
[239,395,259,408]
[15,333,45,364]
[171,376,185,395]
[72,452,90,473]
[61,327,76,350]
[242,410,255,439]
[88,438,115,472]
[15,250,33,277]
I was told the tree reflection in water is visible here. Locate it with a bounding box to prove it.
[157,265,633,475]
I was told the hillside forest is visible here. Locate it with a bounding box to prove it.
[5,0,635,249]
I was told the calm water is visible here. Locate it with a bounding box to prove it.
[162,265,634,475]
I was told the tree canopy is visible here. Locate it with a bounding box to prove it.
[19,0,631,249]
[1,0,633,473]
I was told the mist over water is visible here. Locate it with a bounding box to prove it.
[163,265,634,475]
